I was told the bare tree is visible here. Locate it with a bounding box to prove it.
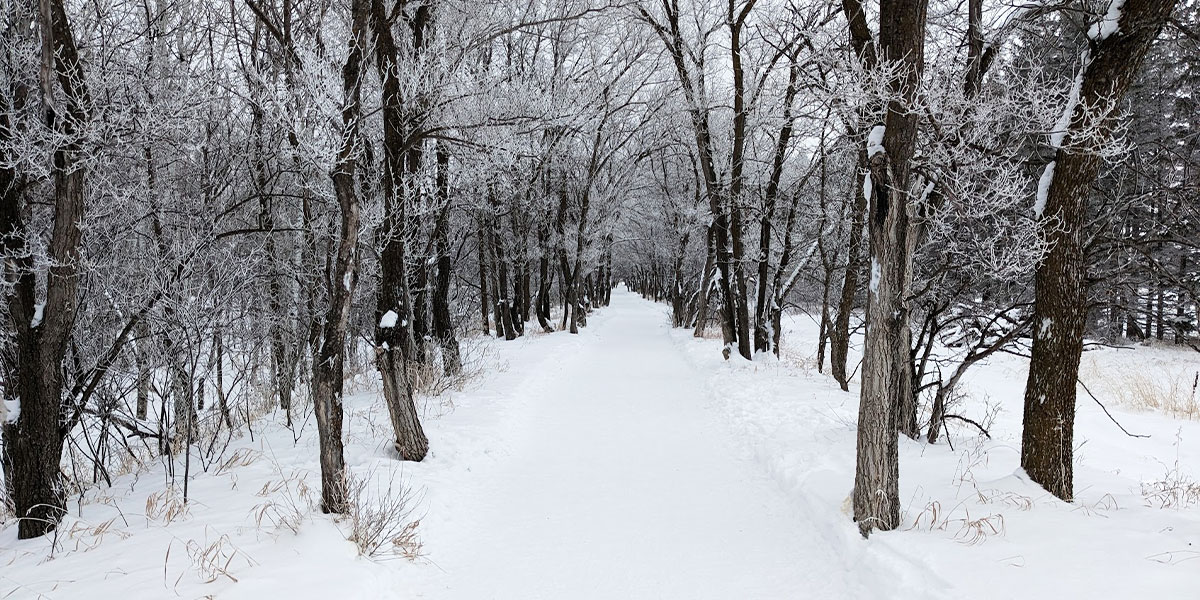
[1021,0,1178,501]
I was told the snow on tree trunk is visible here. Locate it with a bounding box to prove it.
[852,0,928,538]
[1021,0,1177,502]
[372,0,429,461]
[0,0,91,540]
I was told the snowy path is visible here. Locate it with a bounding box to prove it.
[407,289,861,599]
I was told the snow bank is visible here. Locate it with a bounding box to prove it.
[671,308,1200,600]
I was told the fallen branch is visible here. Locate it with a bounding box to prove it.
[1077,379,1150,439]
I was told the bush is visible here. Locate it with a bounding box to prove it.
[341,468,425,561]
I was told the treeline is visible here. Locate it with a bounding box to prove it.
[0,0,636,539]
[619,0,1196,536]
[1,0,1196,543]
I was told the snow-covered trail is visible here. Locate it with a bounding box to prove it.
[406,288,864,599]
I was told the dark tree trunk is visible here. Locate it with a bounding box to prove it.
[831,0,879,393]
[487,189,518,341]
[431,144,461,375]
[1021,0,1176,502]
[830,169,866,391]
[311,0,369,514]
[641,4,740,357]
[671,231,691,327]
[728,10,753,360]
[372,0,428,461]
[850,0,928,537]
[135,320,151,420]
[754,59,801,355]
[477,219,491,336]
[1,0,91,539]
[535,226,555,333]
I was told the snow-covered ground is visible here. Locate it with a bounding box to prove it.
[2,287,1198,598]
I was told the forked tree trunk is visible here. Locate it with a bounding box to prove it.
[1021,0,1176,501]
[488,189,518,341]
[372,0,428,461]
[640,4,740,357]
[1,0,90,539]
[851,0,928,538]
[753,59,801,355]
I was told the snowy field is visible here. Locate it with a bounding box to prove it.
[3,288,1198,599]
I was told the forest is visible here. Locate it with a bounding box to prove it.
[1,0,1198,597]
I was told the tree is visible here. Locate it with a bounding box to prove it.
[1021,0,1179,501]
[851,0,929,538]
[310,0,370,514]
[1,0,91,540]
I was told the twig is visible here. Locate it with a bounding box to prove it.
[942,414,991,439]
[1077,379,1150,438]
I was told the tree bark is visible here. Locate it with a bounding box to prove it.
[372,0,428,461]
[753,59,801,355]
[1021,0,1176,502]
[831,0,878,391]
[852,0,928,537]
[639,4,740,358]
[477,218,491,336]
[1,0,91,539]
[692,226,716,336]
[431,144,462,375]
[311,0,369,514]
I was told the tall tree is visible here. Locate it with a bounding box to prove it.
[1,0,92,540]
[1021,0,1178,501]
[311,0,370,514]
[852,0,929,537]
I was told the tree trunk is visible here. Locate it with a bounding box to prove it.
[830,169,866,391]
[535,226,555,333]
[692,227,716,336]
[831,0,880,392]
[1,0,91,539]
[311,0,369,513]
[1021,0,1176,502]
[477,219,491,336]
[372,0,428,461]
[852,0,928,537]
[431,144,461,375]
[488,189,519,341]
[135,320,151,420]
[754,60,801,355]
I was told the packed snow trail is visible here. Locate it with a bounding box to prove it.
[405,288,865,599]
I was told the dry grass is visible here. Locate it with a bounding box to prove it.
[975,489,1035,511]
[214,448,262,475]
[908,500,1007,545]
[412,339,491,396]
[1081,360,1199,420]
[1142,463,1200,509]
[145,486,191,525]
[165,528,257,587]
[250,468,314,534]
[341,469,425,561]
[65,517,131,552]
